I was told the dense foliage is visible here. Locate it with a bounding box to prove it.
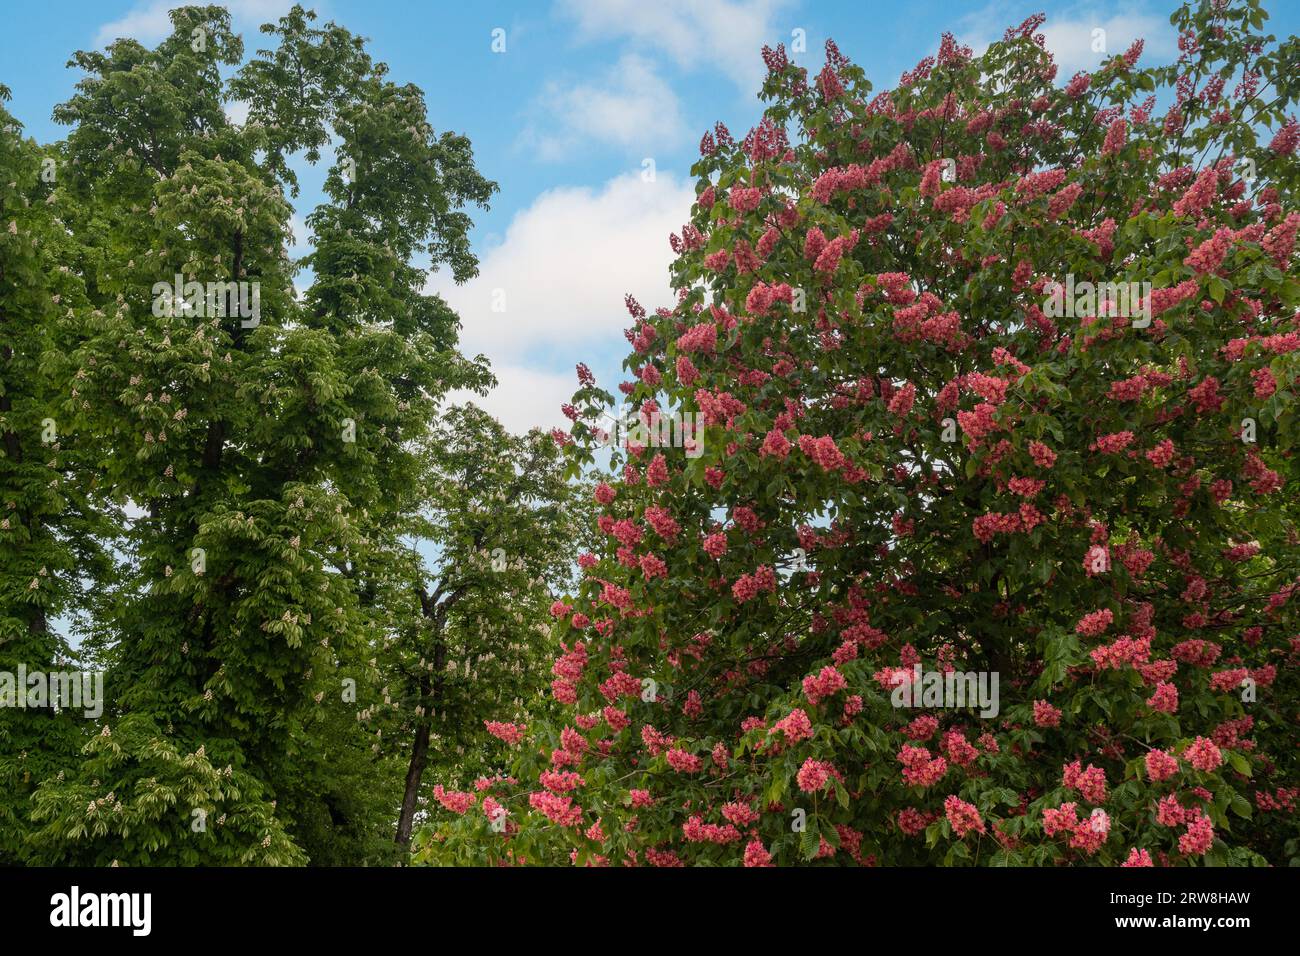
[2,0,1297,869]
[421,0,1300,866]
[1,6,580,865]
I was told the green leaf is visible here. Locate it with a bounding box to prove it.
[800,821,821,860]
[1230,794,1253,820]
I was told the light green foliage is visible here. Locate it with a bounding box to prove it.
[4,5,579,866]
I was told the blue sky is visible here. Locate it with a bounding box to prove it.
[3,0,1298,434]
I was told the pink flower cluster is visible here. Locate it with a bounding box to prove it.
[433,785,476,814]
[1063,760,1108,804]
[1042,802,1108,855]
[796,758,836,793]
[760,427,791,459]
[1172,165,1218,218]
[1179,812,1214,856]
[1252,367,1278,399]
[897,807,935,836]
[540,770,585,793]
[529,791,583,827]
[1090,635,1151,670]
[1033,700,1062,728]
[743,840,773,867]
[942,730,980,767]
[702,532,727,559]
[643,506,680,542]
[665,748,702,773]
[802,665,848,706]
[1091,431,1135,454]
[1145,749,1179,782]
[728,186,762,213]
[1107,374,1148,401]
[722,801,760,827]
[898,745,948,787]
[1042,801,1079,836]
[772,708,814,743]
[1184,227,1235,274]
[957,403,999,443]
[1184,736,1223,773]
[1008,476,1046,497]
[1145,439,1175,467]
[943,795,986,837]
[484,721,527,746]
[1028,440,1057,468]
[906,714,939,739]
[970,512,1013,544]
[683,815,742,844]
[887,381,917,417]
[1074,608,1114,637]
[798,433,851,472]
[732,565,777,602]
[1146,681,1180,714]
[1157,794,1188,827]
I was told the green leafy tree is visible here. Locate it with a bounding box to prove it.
[382,404,591,849]
[23,4,504,865]
[0,87,113,864]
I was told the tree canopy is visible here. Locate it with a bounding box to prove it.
[2,4,581,866]
[421,0,1299,867]
[2,0,1297,870]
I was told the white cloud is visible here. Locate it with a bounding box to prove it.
[224,99,251,126]
[522,54,687,161]
[955,3,1176,76]
[426,171,694,433]
[285,212,314,264]
[555,0,792,93]
[446,366,577,436]
[96,2,173,45]
[429,170,692,358]
[1042,12,1175,75]
[95,0,300,48]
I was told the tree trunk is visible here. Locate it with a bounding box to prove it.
[395,585,456,849]
[395,691,431,849]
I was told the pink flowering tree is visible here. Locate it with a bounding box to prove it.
[417,1,1300,867]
